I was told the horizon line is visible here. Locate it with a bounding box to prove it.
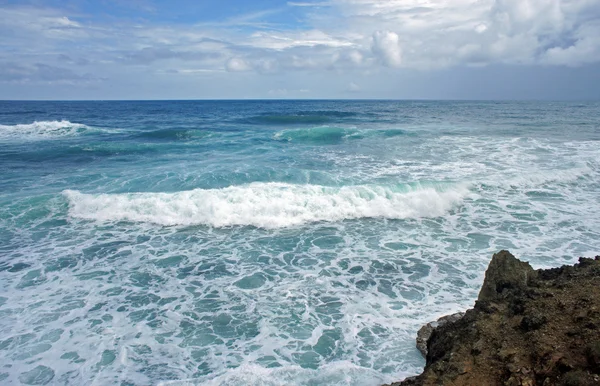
[1,98,599,102]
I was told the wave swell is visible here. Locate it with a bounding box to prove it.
[274,126,360,144]
[0,120,92,140]
[247,115,332,125]
[273,127,414,144]
[63,182,469,228]
[136,128,212,141]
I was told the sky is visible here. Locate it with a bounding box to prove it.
[1,0,600,100]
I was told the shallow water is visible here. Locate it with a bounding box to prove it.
[1,100,599,385]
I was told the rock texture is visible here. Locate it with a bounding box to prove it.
[416,313,465,358]
[388,250,600,386]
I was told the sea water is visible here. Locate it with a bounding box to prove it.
[0,100,599,385]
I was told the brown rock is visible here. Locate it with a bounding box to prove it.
[386,251,600,386]
[478,250,535,301]
[416,312,465,358]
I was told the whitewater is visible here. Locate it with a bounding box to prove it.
[63,183,470,228]
[0,100,599,385]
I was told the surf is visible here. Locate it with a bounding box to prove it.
[0,120,94,141]
[63,182,470,228]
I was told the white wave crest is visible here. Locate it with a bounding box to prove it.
[63,182,470,228]
[0,120,91,140]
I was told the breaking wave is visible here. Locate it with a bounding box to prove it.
[63,182,470,228]
[0,120,93,140]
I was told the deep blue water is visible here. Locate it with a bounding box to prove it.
[1,100,599,385]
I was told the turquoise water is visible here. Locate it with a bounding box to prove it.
[0,100,599,385]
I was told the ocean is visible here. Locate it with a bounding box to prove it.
[0,100,599,385]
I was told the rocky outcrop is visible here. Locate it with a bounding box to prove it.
[388,250,600,386]
[416,312,465,358]
[477,250,536,302]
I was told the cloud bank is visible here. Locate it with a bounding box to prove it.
[0,0,599,98]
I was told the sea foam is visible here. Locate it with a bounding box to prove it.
[160,362,394,386]
[0,120,92,140]
[63,182,470,228]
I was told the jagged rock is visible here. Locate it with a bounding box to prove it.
[416,312,464,358]
[478,250,535,301]
[386,252,600,386]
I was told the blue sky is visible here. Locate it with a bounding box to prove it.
[1,0,600,100]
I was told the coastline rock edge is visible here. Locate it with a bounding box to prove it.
[387,250,600,386]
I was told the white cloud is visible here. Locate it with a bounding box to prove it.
[333,49,366,68]
[346,81,361,92]
[247,30,353,50]
[346,50,363,65]
[0,62,101,85]
[371,31,402,67]
[225,58,251,72]
[1,0,599,94]
[315,0,600,68]
[170,68,224,74]
[541,22,600,65]
[254,58,280,73]
[475,24,488,34]
[0,7,87,45]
